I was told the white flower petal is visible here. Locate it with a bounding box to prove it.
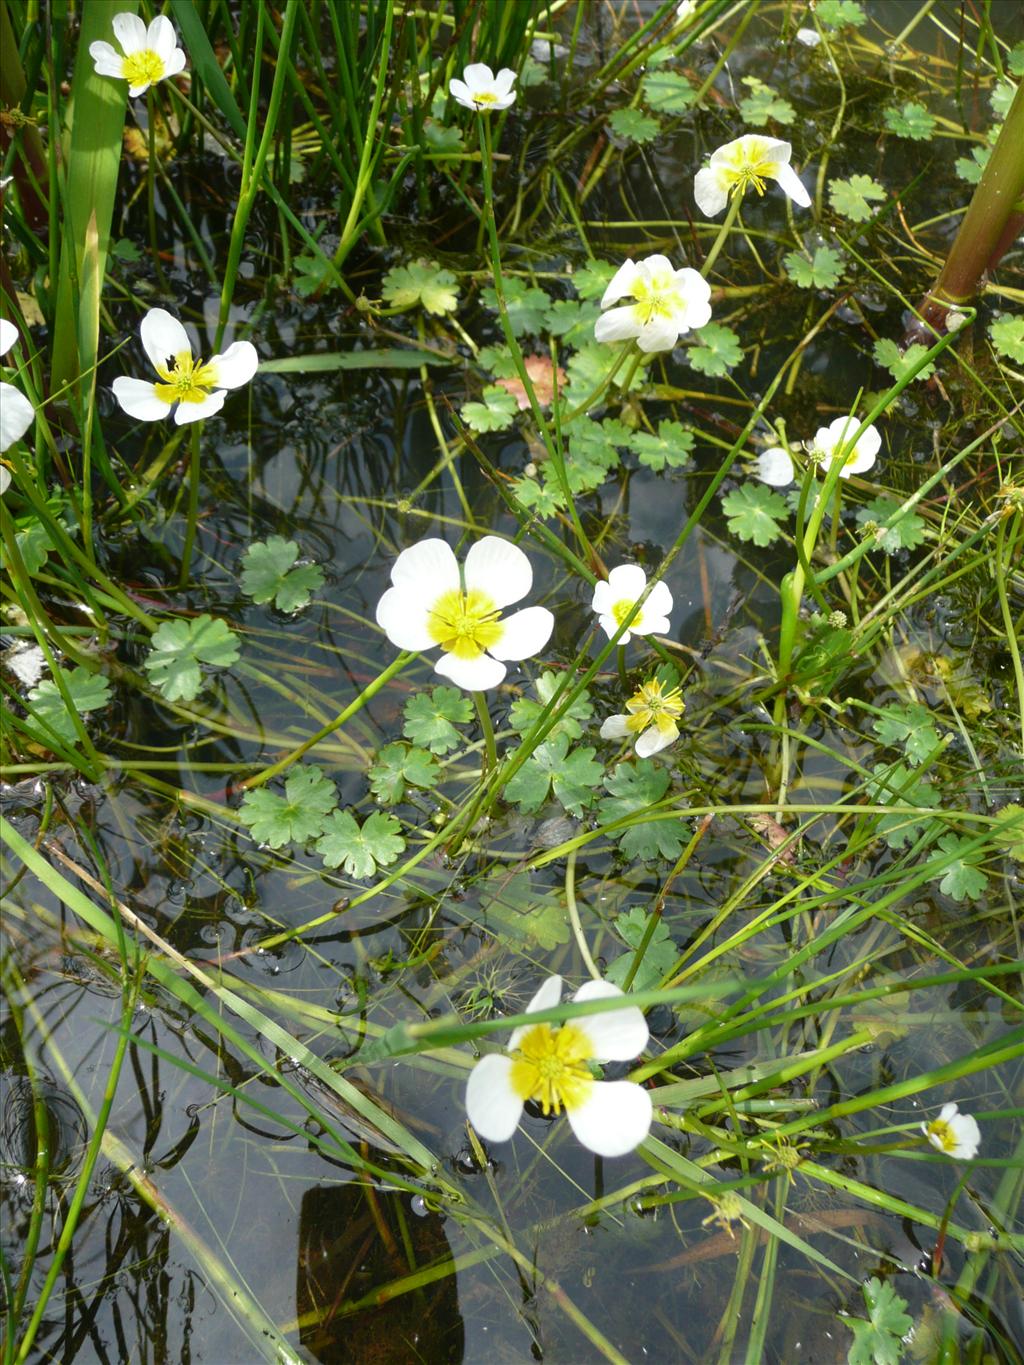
[694,167,728,217]
[593,306,642,344]
[390,538,460,594]
[600,260,642,308]
[463,535,533,607]
[796,27,821,46]
[0,382,34,451]
[140,308,192,373]
[435,651,506,692]
[111,375,171,422]
[493,68,517,96]
[448,79,474,109]
[566,1080,652,1157]
[374,585,438,650]
[508,975,563,1050]
[607,564,649,600]
[207,340,259,390]
[600,714,632,740]
[756,137,794,167]
[590,580,615,615]
[573,980,649,1060]
[773,161,811,208]
[636,318,680,353]
[89,40,121,71]
[162,48,187,80]
[112,12,147,55]
[173,391,225,424]
[462,63,496,90]
[757,446,795,486]
[147,15,177,60]
[488,606,553,663]
[635,720,677,757]
[643,579,674,617]
[598,613,630,642]
[465,1054,524,1142]
[0,318,18,355]
[0,466,9,495]
[634,611,670,637]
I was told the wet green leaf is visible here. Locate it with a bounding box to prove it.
[240,536,324,613]
[28,666,112,743]
[784,246,844,290]
[482,870,569,950]
[844,1276,912,1365]
[316,810,405,878]
[509,670,593,741]
[955,145,990,184]
[571,260,618,300]
[856,498,927,554]
[423,120,464,153]
[642,70,697,114]
[866,763,938,849]
[239,766,338,849]
[505,732,603,816]
[930,834,988,902]
[606,908,677,991]
[403,686,472,754]
[461,385,518,432]
[816,0,866,26]
[884,102,936,141]
[144,615,241,703]
[828,174,886,222]
[480,278,551,335]
[871,702,940,765]
[688,322,742,376]
[990,315,1024,364]
[627,420,695,471]
[382,260,459,315]
[722,484,789,546]
[368,743,441,803]
[608,107,661,143]
[872,338,935,383]
[598,762,687,861]
[739,77,796,126]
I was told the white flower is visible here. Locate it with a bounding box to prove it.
[465,975,652,1158]
[757,445,795,487]
[922,1102,980,1160]
[811,416,881,478]
[676,0,698,22]
[592,565,673,644]
[0,318,34,454]
[600,678,684,757]
[112,308,258,426]
[795,27,821,47]
[594,255,712,353]
[375,536,553,691]
[694,135,811,217]
[449,63,516,112]
[89,14,186,98]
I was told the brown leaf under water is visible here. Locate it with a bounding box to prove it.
[495,354,566,409]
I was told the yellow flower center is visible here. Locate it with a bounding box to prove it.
[473,90,499,107]
[612,597,641,627]
[121,48,166,89]
[722,138,777,198]
[509,1022,595,1116]
[630,271,681,325]
[154,351,219,407]
[426,587,504,659]
[624,680,685,735]
[925,1119,957,1153]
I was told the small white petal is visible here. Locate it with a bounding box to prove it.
[643,579,674,617]
[448,79,474,109]
[374,585,438,650]
[600,715,632,740]
[488,606,553,662]
[598,612,630,642]
[162,48,187,80]
[509,975,563,1050]
[147,15,178,60]
[390,538,460,594]
[600,259,642,309]
[757,446,795,486]
[111,375,171,422]
[796,27,821,46]
[593,306,643,345]
[140,308,192,373]
[462,63,496,90]
[0,383,34,451]
[0,318,18,355]
[0,466,9,495]
[635,720,677,757]
[465,1054,523,1142]
[573,980,649,1061]
[89,39,121,70]
[493,68,517,96]
[435,651,506,691]
[636,318,681,353]
[112,12,147,54]
[566,1080,652,1157]
[773,161,811,208]
[590,580,616,616]
[206,340,259,390]
[173,391,225,424]
[607,564,649,600]
[463,535,533,607]
[694,167,729,217]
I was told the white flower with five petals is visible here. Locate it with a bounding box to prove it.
[375,536,553,692]
[1,318,35,454]
[592,565,673,644]
[449,63,517,112]
[600,678,684,757]
[465,975,652,1158]
[812,416,881,478]
[89,14,187,98]
[694,135,811,217]
[112,309,258,426]
[594,255,712,353]
[922,1102,980,1160]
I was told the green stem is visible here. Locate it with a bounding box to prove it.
[178,420,202,588]
[565,848,601,980]
[473,690,498,775]
[145,90,167,291]
[701,190,743,278]
[995,509,1024,756]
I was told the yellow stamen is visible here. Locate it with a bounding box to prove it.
[509,1022,594,1116]
[121,48,166,90]
[426,587,504,659]
[154,350,219,407]
[722,138,777,199]
[623,679,685,734]
[925,1119,957,1154]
